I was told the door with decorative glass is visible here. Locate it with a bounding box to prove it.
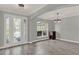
[4,14,28,46]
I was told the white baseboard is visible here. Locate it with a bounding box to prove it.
[28,38,48,43]
[58,38,79,44]
[0,38,48,50]
[0,42,29,50]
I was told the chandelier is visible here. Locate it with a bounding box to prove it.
[53,12,61,23]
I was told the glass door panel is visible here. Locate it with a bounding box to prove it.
[4,14,28,46]
[13,18,21,43]
[5,17,10,44]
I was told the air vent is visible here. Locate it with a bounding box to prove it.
[18,4,24,7]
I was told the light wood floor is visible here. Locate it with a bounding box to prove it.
[0,40,79,55]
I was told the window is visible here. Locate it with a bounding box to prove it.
[37,22,48,37]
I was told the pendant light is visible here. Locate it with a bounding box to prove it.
[53,12,61,23]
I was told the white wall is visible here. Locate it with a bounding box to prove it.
[55,15,79,42]
[0,11,4,46]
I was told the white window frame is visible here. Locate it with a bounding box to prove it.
[37,21,48,38]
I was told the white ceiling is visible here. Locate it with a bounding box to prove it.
[0,4,46,16]
[38,6,79,20]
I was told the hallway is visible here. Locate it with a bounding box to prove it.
[0,40,79,55]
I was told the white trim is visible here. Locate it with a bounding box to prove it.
[28,38,48,43]
[0,42,29,50]
[30,5,47,17]
[58,38,79,44]
[0,38,48,50]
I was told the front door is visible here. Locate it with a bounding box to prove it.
[4,14,28,46]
